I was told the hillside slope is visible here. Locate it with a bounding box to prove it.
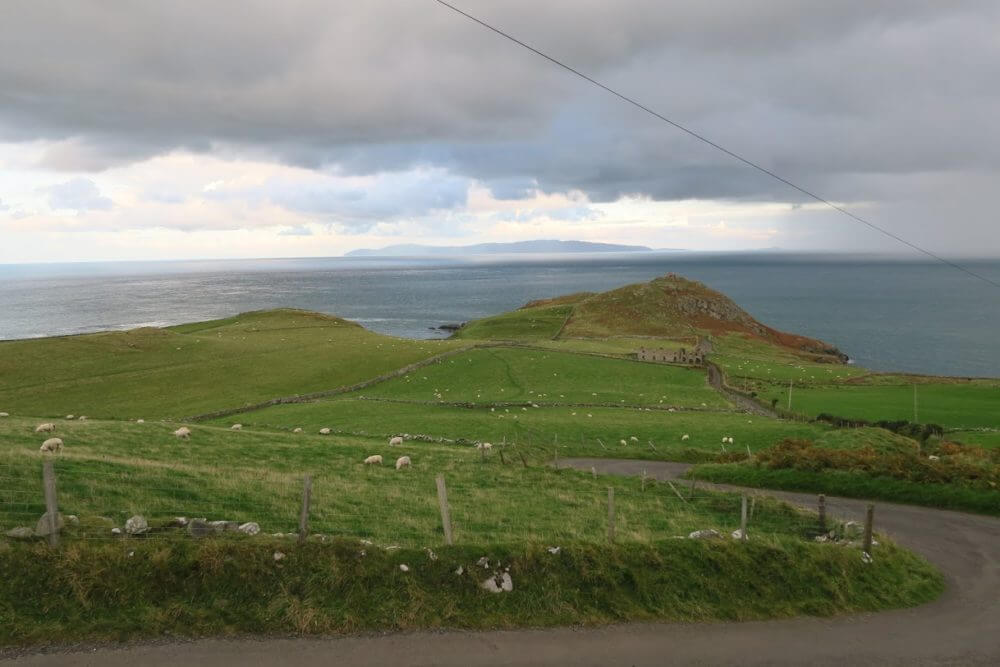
[456,274,847,362]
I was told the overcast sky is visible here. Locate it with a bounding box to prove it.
[1,0,998,262]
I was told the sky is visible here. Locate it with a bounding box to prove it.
[1,0,998,263]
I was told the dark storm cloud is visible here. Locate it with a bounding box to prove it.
[1,1,998,249]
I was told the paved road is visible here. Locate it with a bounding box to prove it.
[6,459,999,666]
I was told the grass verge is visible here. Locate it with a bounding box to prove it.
[688,464,1000,516]
[0,536,943,647]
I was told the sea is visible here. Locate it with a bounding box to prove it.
[1,252,997,378]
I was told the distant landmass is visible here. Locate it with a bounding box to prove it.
[345,239,654,257]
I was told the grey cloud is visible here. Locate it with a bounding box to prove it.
[1,1,999,250]
[44,178,113,211]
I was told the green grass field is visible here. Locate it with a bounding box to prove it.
[453,304,573,341]
[760,383,1000,429]
[0,310,461,420]
[360,347,728,409]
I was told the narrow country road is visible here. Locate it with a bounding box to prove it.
[5,459,999,666]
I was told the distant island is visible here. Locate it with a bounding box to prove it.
[345,239,654,257]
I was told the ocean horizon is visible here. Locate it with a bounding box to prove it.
[2,251,998,378]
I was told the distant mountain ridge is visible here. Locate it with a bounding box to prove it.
[345,239,653,257]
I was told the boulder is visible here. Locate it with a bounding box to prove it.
[688,529,722,540]
[6,527,35,539]
[34,512,65,537]
[209,520,239,532]
[481,572,514,593]
[125,515,149,535]
[238,522,260,536]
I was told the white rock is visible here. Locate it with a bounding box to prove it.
[424,548,438,561]
[481,572,514,593]
[273,551,286,562]
[125,515,149,535]
[399,564,410,572]
[34,512,65,536]
[688,529,722,540]
[861,552,873,564]
[477,556,490,568]
[928,455,940,461]
[455,566,464,576]
[238,522,260,536]
[731,529,746,540]
[111,527,122,535]
[6,526,35,539]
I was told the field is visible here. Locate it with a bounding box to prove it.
[359,347,728,409]
[0,289,979,644]
[0,310,461,420]
[759,383,1000,429]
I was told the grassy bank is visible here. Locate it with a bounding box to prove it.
[0,536,943,647]
[688,464,1000,516]
[0,309,460,420]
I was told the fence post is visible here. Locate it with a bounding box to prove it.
[607,487,616,542]
[818,494,827,532]
[42,461,59,548]
[436,474,454,546]
[298,474,312,543]
[863,504,875,556]
[740,494,748,541]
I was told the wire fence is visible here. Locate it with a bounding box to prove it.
[0,458,875,550]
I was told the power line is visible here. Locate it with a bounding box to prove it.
[432,0,1000,290]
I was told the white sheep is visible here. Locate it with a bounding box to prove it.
[629,436,638,442]
[476,442,492,451]
[173,426,191,439]
[35,423,55,433]
[681,434,690,441]
[364,455,383,465]
[619,439,628,446]
[40,437,63,453]
[319,427,331,435]
[65,415,75,420]
[0,412,9,417]
[395,455,411,470]
[727,437,735,444]
[136,419,145,424]
[389,436,404,447]
[928,455,940,461]
[293,427,303,433]
[78,416,88,421]
[230,424,242,431]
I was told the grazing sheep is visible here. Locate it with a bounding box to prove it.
[293,427,303,433]
[136,419,145,424]
[40,437,63,453]
[35,423,55,433]
[727,437,735,444]
[0,412,9,417]
[389,436,404,447]
[230,424,242,431]
[476,442,492,451]
[619,439,628,446]
[364,455,383,465]
[629,436,638,442]
[319,427,331,435]
[928,455,941,461]
[722,436,728,444]
[395,455,411,470]
[78,416,88,421]
[173,427,191,439]
[681,434,690,441]
[65,415,75,420]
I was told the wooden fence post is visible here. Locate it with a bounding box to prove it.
[436,474,454,546]
[298,474,312,543]
[863,504,875,555]
[607,487,616,542]
[818,494,827,532]
[42,461,59,548]
[740,494,748,541]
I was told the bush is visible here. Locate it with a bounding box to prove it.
[752,438,999,490]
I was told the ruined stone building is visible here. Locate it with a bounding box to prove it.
[637,338,711,365]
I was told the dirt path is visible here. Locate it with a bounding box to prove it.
[7,459,999,666]
[706,361,777,417]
